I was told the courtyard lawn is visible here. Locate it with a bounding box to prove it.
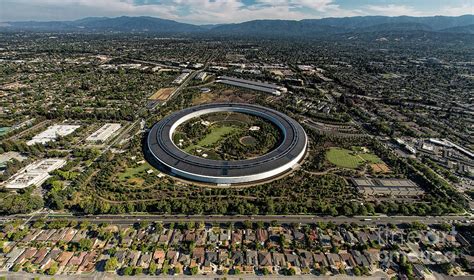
[185,125,239,152]
[326,147,383,169]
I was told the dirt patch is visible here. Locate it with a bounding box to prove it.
[1,82,28,90]
[370,163,390,173]
[127,177,145,186]
[193,90,256,105]
[240,135,257,146]
[149,87,176,101]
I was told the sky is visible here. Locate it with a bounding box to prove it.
[0,0,472,24]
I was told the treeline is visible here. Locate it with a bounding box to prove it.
[220,119,279,160]
[0,187,44,215]
[37,107,137,121]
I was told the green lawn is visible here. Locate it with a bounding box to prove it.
[326,147,382,169]
[185,125,239,152]
[118,162,152,181]
[0,127,10,136]
[359,153,383,163]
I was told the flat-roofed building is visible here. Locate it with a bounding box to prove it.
[27,124,80,146]
[4,158,66,189]
[216,76,287,96]
[352,178,424,197]
[86,123,121,143]
[195,72,208,81]
[173,72,190,85]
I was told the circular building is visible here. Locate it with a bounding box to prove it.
[146,103,307,185]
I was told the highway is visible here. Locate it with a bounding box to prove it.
[1,213,471,226]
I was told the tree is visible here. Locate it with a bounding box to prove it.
[11,263,21,272]
[134,267,143,275]
[78,238,93,251]
[105,257,119,271]
[231,268,241,275]
[46,262,58,275]
[354,266,362,276]
[122,266,133,276]
[190,266,199,275]
[148,261,157,275]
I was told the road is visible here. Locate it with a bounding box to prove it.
[0,271,392,280]
[1,213,471,226]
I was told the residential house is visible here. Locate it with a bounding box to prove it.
[153,249,166,266]
[78,251,97,273]
[339,251,357,273]
[166,250,179,267]
[207,230,219,245]
[351,250,370,268]
[313,252,328,270]
[272,252,286,268]
[62,228,78,243]
[16,248,37,265]
[298,250,314,269]
[4,248,25,270]
[244,229,256,245]
[57,251,74,273]
[137,253,151,268]
[170,230,183,245]
[40,249,61,271]
[258,251,273,273]
[231,230,243,246]
[32,248,49,265]
[326,253,343,272]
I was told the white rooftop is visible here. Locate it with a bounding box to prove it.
[27,124,80,146]
[4,158,66,189]
[86,123,121,142]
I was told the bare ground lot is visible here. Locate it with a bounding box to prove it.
[149,87,176,101]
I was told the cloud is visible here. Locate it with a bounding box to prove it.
[438,3,473,16]
[364,4,425,17]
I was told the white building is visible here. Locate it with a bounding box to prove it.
[195,72,208,81]
[173,72,190,85]
[86,123,121,143]
[4,158,66,189]
[27,124,80,146]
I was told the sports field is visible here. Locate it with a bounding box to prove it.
[326,147,382,169]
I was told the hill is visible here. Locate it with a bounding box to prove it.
[1,15,472,36]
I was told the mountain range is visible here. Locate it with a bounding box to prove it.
[1,15,473,36]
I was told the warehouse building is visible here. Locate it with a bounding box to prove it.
[86,123,121,143]
[352,178,424,198]
[4,158,66,189]
[27,124,80,146]
[216,76,287,96]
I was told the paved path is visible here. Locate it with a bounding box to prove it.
[0,271,392,280]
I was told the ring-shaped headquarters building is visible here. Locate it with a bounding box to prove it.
[146,103,308,185]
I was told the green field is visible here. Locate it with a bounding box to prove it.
[0,127,10,136]
[185,125,239,152]
[326,147,382,169]
[118,162,152,181]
